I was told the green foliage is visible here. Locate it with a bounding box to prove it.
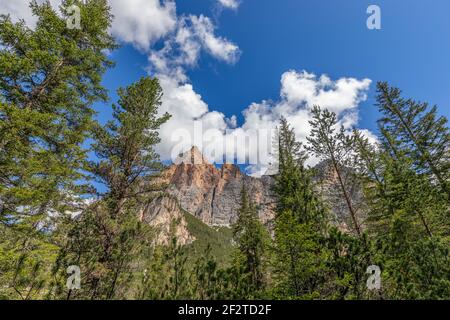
[89,76,170,217]
[0,224,59,299]
[138,237,191,300]
[51,204,152,299]
[0,0,115,299]
[307,106,363,236]
[271,118,330,299]
[324,228,374,300]
[0,0,116,223]
[376,82,450,199]
[351,82,450,299]
[230,184,270,298]
[183,211,233,266]
[52,76,170,299]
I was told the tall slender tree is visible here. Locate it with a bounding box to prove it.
[0,0,115,299]
[53,77,170,299]
[231,184,269,298]
[352,91,450,299]
[307,106,363,236]
[306,109,376,299]
[272,118,329,299]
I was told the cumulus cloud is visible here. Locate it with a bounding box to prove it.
[154,73,230,163]
[358,129,379,146]
[189,15,240,64]
[148,14,240,75]
[153,68,372,174]
[218,0,240,10]
[109,0,177,51]
[242,70,371,133]
[280,71,371,113]
[236,71,372,168]
[0,0,36,25]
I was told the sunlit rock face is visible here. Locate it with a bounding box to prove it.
[141,195,195,246]
[161,146,276,227]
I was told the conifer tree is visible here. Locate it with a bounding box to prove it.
[307,106,363,236]
[89,76,170,217]
[53,77,170,299]
[306,109,376,299]
[353,97,450,299]
[191,245,220,300]
[0,0,115,299]
[0,0,115,225]
[272,118,329,299]
[376,82,450,200]
[231,184,269,298]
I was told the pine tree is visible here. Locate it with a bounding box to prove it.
[271,118,329,299]
[324,228,374,299]
[89,76,170,217]
[376,82,450,200]
[306,109,377,299]
[138,234,191,300]
[53,77,170,299]
[307,106,364,236]
[231,184,269,298]
[0,0,115,299]
[191,245,220,300]
[0,0,115,225]
[353,96,450,299]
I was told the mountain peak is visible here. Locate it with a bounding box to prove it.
[174,146,209,165]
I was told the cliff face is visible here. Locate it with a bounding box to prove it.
[161,147,275,227]
[140,196,195,246]
[143,147,363,243]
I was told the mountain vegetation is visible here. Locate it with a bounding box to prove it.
[0,1,448,300]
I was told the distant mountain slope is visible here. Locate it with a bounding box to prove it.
[183,211,234,266]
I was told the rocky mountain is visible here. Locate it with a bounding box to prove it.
[141,146,276,244]
[163,147,276,227]
[140,195,195,246]
[141,147,364,245]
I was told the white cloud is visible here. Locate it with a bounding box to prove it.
[109,0,177,51]
[358,129,379,146]
[149,14,240,75]
[154,73,230,162]
[218,0,240,10]
[280,71,371,113]
[0,0,35,25]
[189,15,240,64]
[0,0,60,27]
[240,70,371,151]
[153,69,372,173]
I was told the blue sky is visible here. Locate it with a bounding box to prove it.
[2,0,449,169]
[96,0,450,132]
